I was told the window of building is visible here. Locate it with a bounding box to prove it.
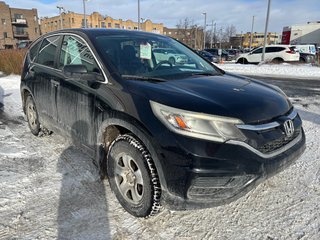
[1,19,6,25]
[37,35,60,67]
[14,14,23,19]
[101,22,106,28]
[128,26,131,30]
[81,19,88,28]
[134,26,138,30]
[34,16,37,22]
[115,23,120,28]
[3,32,8,38]
[153,27,157,30]
[95,25,98,28]
[72,18,75,24]
[54,21,57,26]
[59,35,100,74]
[108,22,112,28]
[35,27,38,33]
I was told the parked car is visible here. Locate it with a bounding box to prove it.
[226,49,240,60]
[196,50,218,63]
[153,48,188,65]
[292,45,316,63]
[21,29,305,218]
[17,40,32,49]
[204,48,231,61]
[236,45,300,64]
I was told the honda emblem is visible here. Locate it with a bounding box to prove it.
[283,119,294,137]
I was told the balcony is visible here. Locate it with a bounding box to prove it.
[13,31,29,38]
[12,18,27,25]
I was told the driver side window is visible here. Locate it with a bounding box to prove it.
[59,35,100,74]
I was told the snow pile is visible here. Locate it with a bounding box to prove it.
[219,63,320,79]
[1,74,320,239]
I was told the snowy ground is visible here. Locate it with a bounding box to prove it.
[219,63,320,79]
[1,73,320,239]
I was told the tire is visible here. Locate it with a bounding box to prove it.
[168,57,176,65]
[107,134,161,217]
[25,95,40,136]
[237,58,248,64]
[271,58,284,64]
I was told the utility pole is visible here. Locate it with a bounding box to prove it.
[262,0,272,62]
[249,15,255,50]
[202,12,207,49]
[56,6,65,29]
[83,0,88,28]
[206,20,214,48]
[138,0,140,30]
[214,22,216,47]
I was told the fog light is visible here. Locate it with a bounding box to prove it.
[188,174,257,200]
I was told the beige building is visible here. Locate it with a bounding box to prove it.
[163,27,204,49]
[41,11,163,34]
[231,32,281,49]
[0,1,40,49]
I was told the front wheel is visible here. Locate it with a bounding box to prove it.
[25,95,40,136]
[107,134,161,217]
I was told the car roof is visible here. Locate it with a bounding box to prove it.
[41,28,165,39]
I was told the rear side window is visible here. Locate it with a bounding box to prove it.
[36,35,60,67]
[59,35,100,73]
[29,40,41,62]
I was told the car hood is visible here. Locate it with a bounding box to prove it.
[126,73,292,124]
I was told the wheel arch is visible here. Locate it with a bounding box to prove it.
[96,113,168,191]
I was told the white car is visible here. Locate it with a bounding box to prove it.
[153,48,188,65]
[236,45,300,64]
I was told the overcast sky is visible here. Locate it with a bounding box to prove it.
[5,0,320,33]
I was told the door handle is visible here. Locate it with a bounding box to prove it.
[51,79,60,87]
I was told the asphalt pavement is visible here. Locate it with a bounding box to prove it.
[247,75,320,98]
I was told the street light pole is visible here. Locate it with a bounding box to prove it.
[138,0,140,30]
[262,0,272,62]
[83,0,87,28]
[202,12,207,49]
[249,15,255,50]
[56,6,65,29]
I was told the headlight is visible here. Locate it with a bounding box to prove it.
[150,101,246,142]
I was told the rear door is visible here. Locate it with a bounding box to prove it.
[32,35,61,126]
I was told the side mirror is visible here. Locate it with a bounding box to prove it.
[63,64,88,77]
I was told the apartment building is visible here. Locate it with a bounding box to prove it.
[0,1,40,49]
[41,11,163,34]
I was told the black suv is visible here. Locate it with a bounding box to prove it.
[21,29,305,217]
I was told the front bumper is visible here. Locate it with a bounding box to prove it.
[159,128,306,210]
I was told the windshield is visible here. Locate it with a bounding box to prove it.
[94,33,220,80]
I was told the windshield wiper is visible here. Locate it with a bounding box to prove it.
[190,72,216,76]
[121,75,166,82]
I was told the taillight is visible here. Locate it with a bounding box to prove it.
[286,50,296,54]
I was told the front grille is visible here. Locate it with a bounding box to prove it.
[258,129,300,154]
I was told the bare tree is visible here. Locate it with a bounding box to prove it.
[176,18,203,49]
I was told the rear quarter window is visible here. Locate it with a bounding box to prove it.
[29,40,41,62]
[36,35,60,68]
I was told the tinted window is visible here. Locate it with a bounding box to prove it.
[252,48,263,54]
[59,35,100,73]
[37,35,60,67]
[29,40,41,62]
[266,47,285,53]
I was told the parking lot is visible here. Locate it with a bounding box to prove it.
[1,73,320,239]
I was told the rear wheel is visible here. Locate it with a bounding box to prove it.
[237,58,248,64]
[271,58,284,64]
[107,134,161,217]
[168,57,176,65]
[25,95,40,136]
